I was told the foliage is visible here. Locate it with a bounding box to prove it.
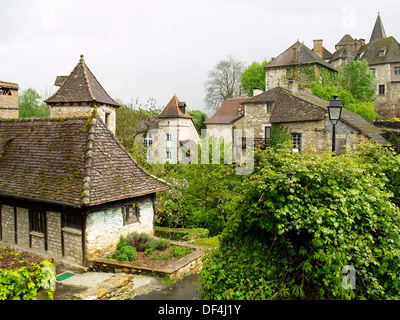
[114,245,137,261]
[241,59,269,97]
[188,110,208,132]
[204,55,245,113]
[283,65,337,90]
[311,82,378,122]
[201,143,400,300]
[269,124,291,149]
[18,88,50,118]
[338,59,376,102]
[172,246,194,259]
[0,259,56,300]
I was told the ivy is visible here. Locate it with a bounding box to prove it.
[201,143,400,300]
[0,259,56,300]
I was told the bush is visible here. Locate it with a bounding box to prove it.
[172,246,193,259]
[201,143,400,300]
[114,245,137,262]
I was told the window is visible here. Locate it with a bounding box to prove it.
[238,107,243,116]
[266,102,274,112]
[0,88,11,96]
[105,113,111,126]
[166,133,172,148]
[65,212,83,229]
[370,68,376,77]
[166,151,172,161]
[291,133,302,153]
[143,133,153,149]
[123,204,139,225]
[394,66,400,76]
[379,84,385,95]
[29,209,45,234]
[265,126,271,140]
[379,49,386,57]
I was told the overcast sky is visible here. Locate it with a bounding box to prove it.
[1,0,399,114]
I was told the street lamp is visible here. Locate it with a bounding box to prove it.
[328,95,343,153]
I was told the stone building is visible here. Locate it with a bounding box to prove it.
[206,82,387,155]
[45,55,120,134]
[0,114,167,268]
[263,41,338,91]
[134,95,200,164]
[0,81,19,119]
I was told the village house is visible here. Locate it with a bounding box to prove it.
[134,95,200,164]
[205,81,387,155]
[45,55,120,135]
[0,58,168,269]
[263,41,338,91]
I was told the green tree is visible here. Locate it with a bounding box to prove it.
[188,110,208,132]
[311,82,378,122]
[18,88,50,118]
[240,59,269,97]
[339,59,376,102]
[201,143,400,300]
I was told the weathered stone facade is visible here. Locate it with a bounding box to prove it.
[0,81,19,119]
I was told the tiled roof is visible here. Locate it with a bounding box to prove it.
[204,97,248,124]
[158,95,194,119]
[0,115,168,208]
[45,55,119,107]
[264,41,337,72]
[0,81,19,90]
[241,87,280,105]
[268,88,387,146]
[358,36,400,65]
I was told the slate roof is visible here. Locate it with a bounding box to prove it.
[45,55,119,108]
[158,95,194,119]
[0,115,168,208]
[264,41,337,72]
[357,36,400,65]
[204,97,248,124]
[370,14,387,43]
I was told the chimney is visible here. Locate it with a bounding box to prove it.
[0,81,19,119]
[313,39,323,59]
[253,88,264,96]
[292,47,297,62]
[288,79,299,92]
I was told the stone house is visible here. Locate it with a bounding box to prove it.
[264,41,338,91]
[0,81,19,119]
[45,55,120,134]
[134,95,200,164]
[206,82,387,155]
[0,114,168,268]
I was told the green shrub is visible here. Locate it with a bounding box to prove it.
[114,245,137,261]
[201,143,400,300]
[172,246,193,259]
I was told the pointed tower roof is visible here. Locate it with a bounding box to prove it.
[370,13,387,43]
[158,95,193,119]
[45,55,119,107]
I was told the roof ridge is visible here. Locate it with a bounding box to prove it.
[81,114,97,206]
[80,55,96,102]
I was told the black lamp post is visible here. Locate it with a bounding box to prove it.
[328,95,343,153]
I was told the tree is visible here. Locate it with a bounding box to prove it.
[240,59,269,97]
[339,59,376,102]
[188,110,208,132]
[18,88,50,118]
[204,55,245,113]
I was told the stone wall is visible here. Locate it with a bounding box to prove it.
[0,88,19,119]
[85,196,155,260]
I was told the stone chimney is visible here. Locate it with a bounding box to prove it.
[253,88,264,96]
[292,47,297,62]
[0,81,19,119]
[313,39,323,59]
[288,79,299,92]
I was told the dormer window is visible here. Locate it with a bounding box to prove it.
[379,49,386,57]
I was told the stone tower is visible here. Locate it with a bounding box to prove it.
[45,55,120,134]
